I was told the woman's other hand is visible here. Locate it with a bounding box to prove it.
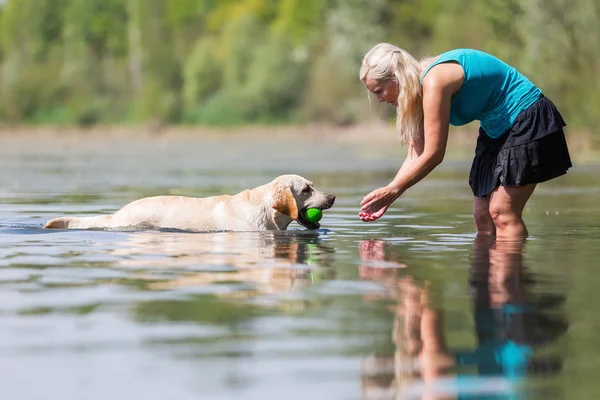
[359,185,402,221]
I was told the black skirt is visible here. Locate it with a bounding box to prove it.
[469,95,572,198]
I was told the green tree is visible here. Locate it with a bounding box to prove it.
[0,0,597,133]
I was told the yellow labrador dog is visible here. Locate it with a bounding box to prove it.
[44,174,335,232]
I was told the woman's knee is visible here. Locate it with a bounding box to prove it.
[489,206,522,229]
[488,185,535,230]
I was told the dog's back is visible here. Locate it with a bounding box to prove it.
[44,195,241,231]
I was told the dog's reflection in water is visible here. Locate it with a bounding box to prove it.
[358,237,567,400]
[111,231,335,296]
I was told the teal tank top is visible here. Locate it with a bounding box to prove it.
[420,49,542,138]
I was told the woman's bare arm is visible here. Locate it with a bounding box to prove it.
[393,140,424,182]
[386,76,453,193]
[360,63,463,219]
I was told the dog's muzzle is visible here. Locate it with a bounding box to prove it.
[297,194,336,230]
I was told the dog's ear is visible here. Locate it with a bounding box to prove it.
[272,187,299,220]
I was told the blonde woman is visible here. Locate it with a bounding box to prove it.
[359,43,572,238]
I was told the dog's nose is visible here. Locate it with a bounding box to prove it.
[328,194,336,204]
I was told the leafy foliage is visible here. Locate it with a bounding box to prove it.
[0,0,597,131]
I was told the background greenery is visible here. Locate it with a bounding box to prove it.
[0,0,597,132]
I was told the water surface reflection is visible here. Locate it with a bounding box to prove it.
[110,231,336,296]
[358,237,567,399]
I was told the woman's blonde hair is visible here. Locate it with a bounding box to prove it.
[360,43,424,146]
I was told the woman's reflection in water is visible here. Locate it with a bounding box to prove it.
[464,236,567,382]
[359,236,567,399]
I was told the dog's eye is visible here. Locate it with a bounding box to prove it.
[302,186,311,193]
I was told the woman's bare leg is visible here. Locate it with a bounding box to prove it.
[489,184,537,239]
[473,196,495,235]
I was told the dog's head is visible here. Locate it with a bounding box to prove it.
[270,174,335,229]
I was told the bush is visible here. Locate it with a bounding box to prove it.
[0,61,66,123]
[182,37,222,114]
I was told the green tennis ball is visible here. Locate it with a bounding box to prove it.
[305,208,323,223]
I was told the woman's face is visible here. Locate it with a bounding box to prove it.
[363,77,398,107]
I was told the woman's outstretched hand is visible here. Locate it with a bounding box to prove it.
[359,185,402,222]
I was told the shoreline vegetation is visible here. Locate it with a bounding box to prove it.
[1,1,598,140]
[1,122,598,164]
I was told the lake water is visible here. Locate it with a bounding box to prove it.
[0,131,598,399]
